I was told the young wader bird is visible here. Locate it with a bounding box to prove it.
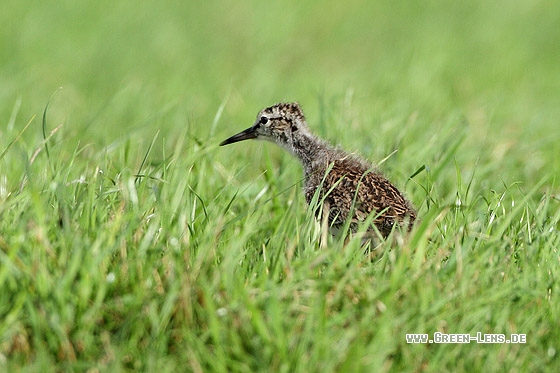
[220,102,416,241]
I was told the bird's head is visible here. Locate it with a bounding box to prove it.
[220,102,309,148]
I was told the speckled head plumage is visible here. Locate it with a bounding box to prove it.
[219,102,311,150]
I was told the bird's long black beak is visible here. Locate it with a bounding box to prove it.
[219,126,258,146]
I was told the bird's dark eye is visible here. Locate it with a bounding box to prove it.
[259,116,268,125]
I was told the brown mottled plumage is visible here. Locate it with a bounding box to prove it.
[220,102,416,239]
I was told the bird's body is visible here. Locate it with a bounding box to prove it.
[220,102,416,239]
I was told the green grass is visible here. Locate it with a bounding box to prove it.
[1,0,559,371]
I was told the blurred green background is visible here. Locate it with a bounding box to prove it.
[2,0,559,174]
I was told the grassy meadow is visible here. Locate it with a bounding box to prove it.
[1,0,559,371]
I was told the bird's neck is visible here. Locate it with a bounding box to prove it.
[286,132,338,178]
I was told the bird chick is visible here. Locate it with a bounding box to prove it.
[220,102,416,240]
